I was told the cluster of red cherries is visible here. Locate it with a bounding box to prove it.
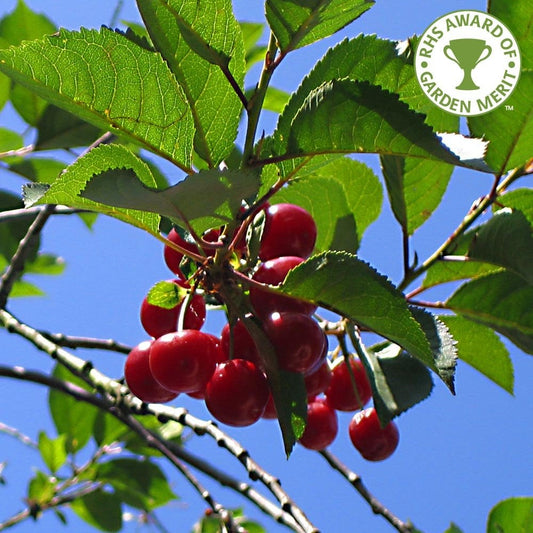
[124,203,399,461]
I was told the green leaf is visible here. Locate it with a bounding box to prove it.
[363,343,434,426]
[137,0,245,166]
[9,158,66,183]
[422,229,503,290]
[265,0,374,52]
[36,105,102,150]
[10,82,48,126]
[71,489,123,532]
[48,364,98,453]
[0,69,9,111]
[261,86,290,114]
[38,431,68,473]
[467,208,533,285]
[95,458,176,511]
[25,253,65,276]
[0,127,23,155]
[410,307,457,392]
[280,251,434,366]
[468,71,532,175]
[440,315,513,394]
[0,27,195,169]
[275,80,474,169]
[498,188,533,226]
[487,497,533,533]
[380,155,453,235]
[447,271,533,355]
[8,279,44,297]
[240,21,266,69]
[93,411,130,447]
[275,157,382,250]
[28,470,56,506]
[444,524,465,533]
[80,166,261,236]
[146,280,187,309]
[23,144,160,235]
[275,34,458,147]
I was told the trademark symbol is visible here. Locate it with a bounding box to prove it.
[505,105,514,111]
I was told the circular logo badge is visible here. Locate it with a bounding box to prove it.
[415,10,521,116]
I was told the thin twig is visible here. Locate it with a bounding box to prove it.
[39,332,132,354]
[0,144,35,160]
[0,422,38,449]
[0,206,85,224]
[319,450,413,533]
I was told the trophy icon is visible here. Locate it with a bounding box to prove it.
[443,38,492,90]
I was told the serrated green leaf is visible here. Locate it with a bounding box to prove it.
[487,497,533,533]
[440,315,513,394]
[0,70,9,111]
[10,82,48,126]
[80,166,260,235]
[49,364,98,453]
[447,271,533,355]
[23,144,160,235]
[275,34,458,148]
[0,27,194,168]
[422,228,503,290]
[71,489,122,532]
[36,105,102,150]
[147,280,187,309]
[380,155,453,235]
[363,343,433,426]
[266,0,374,52]
[467,208,533,285]
[137,0,245,166]
[275,80,474,170]
[96,458,176,511]
[410,307,457,392]
[280,251,434,366]
[38,431,68,473]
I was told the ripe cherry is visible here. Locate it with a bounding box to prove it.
[348,407,399,461]
[250,256,317,319]
[149,330,221,393]
[305,360,332,397]
[163,228,200,278]
[205,359,269,427]
[140,279,206,338]
[261,393,278,420]
[124,340,178,404]
[263,312,326,374]
[325,357,372,411]
[259,203,317,261]
[298,398,338,450]
[220,319,262,369]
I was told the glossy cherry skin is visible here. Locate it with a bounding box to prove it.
[325,357,372,411]
[259,203,317,261]
[348,407,399,461]
[298,398,338,450]
[250,256,317,319]
[163,228,200,278]
[263,312,326,374]
[261,393,278,420]
[304,360,332,397]
[149,330,221,393]
[205,359,269,427]
[140,279,206,339]
[124,340,178,404]
[220,319,262,369]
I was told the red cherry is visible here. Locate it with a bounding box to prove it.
[205,359,269,427]
[149,330,221,393]
[325,358,372,411]
[263,312,326,374]
[187,334,225,400]
[250,256,317,319]
[259,203,317,261]
[201,228,221,257]
[124,340,178,404]
[305,360,332,397]
[164,228,200,278]
[348,407,399,461]
[220,319,262,368]
[261,393,278,419]
[298,398,338,450]
[140,279,206,338]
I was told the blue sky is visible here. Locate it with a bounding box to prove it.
[0,1,532,533]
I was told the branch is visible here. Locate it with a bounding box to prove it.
[39,332,132,354]
[0,206,85,224]
[319,450,413,533]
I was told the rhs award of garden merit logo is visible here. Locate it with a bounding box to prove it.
[415,10,521,116]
